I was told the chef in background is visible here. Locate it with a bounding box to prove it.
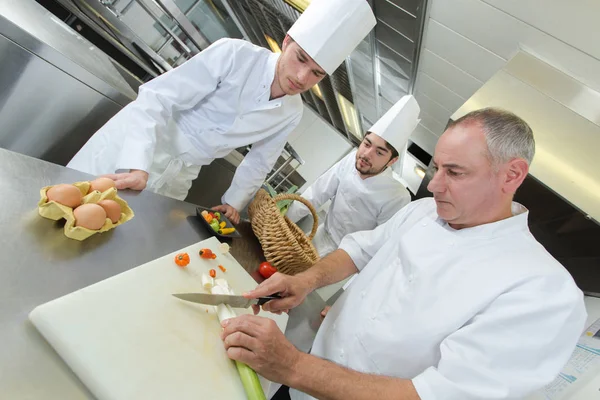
[286,95,419,258]
[220,108,587,400]
[67,0,375,224]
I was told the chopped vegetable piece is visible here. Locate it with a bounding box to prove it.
[218,227,236,235]
[214,212,221,220]
[202,273,214,289]
[214,278,229,289]
[200,210,208,217]
[174,253,190,267]
[219,243,230,254]
[199,248,215,259]
[259,262,277,279]
[204,214,213,223]
[218,265,226,272]
[209,269,216,278]
[219,221,226,229]
[210,220,220,232]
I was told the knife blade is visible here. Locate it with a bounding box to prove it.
[172,292,281,308]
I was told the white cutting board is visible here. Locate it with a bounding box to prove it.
[29,237,288,400]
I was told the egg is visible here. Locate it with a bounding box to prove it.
[47,184,82,208]
[89,177,116,193]
[74,204,107,230]
[97,199,122,223]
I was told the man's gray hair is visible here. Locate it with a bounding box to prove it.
[449,108,535,166]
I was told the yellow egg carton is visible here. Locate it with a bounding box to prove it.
[38,181,134,241]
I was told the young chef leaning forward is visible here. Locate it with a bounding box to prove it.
[67,0,376,224]
[219,108,587,400]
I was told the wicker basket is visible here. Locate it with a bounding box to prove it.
[248,189,319,275]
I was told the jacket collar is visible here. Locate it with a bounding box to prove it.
[436,202,530,239]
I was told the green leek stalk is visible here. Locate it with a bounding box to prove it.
[213,285,267,400]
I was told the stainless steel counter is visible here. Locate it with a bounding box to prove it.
[0,148,324,399]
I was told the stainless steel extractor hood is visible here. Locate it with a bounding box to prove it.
[452,51,600,223]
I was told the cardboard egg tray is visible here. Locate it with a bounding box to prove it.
[38,181,134,241]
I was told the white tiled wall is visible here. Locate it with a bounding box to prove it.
[288,106,353,190]
[412,0,600,154]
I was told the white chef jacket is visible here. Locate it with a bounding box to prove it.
[67,38,303,208]
[286,150,411,257]
[291,198,586,400]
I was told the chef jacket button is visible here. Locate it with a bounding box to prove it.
[371,314,376,320]
[333,323,337,330]
[340,349,345,357]
[360,290,366,298]
[449,242,455,246]
[422,222,427,227]
[408,274,414,282]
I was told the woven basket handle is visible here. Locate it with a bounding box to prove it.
[273,193,319,240]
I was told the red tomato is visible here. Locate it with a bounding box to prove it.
[258,262,277,279]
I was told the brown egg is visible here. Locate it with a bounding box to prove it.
[47,184,82,208]
[74,204,107,230]
[89,177,116,193]
[97,199,122,223]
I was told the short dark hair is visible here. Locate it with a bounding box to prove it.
[365,132,399,160]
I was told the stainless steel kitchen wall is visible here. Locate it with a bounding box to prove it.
[0,0,138,166]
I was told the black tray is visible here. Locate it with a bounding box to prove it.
[196,206,242,239]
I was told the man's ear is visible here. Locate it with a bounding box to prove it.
[387,156,399,168]
[282,35,291,51]
[503,158,529,195]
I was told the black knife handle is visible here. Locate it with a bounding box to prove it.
[257,294,282,306]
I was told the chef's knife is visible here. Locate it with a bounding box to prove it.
[172,293,281,308]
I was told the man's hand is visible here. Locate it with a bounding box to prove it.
[221,314,300,386]
[244,272,314,315]
[101,169,149,191]
[212,204,240,224]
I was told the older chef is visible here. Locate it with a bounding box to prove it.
[67,0,375,223]
[220,108,587,400]
[286,95,419,258]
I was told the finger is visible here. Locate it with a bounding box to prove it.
[226,346,256,365]
[231,212,240,224]
[261,298,298,313]
[220,314,263,338]
[99,173,122,180]
[251,304,260,315]
[211,205,226,212]
[114,176,136,190]
[223,331,261,353]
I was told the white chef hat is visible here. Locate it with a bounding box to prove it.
[369,95,421,152]
[287,0,376,75]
